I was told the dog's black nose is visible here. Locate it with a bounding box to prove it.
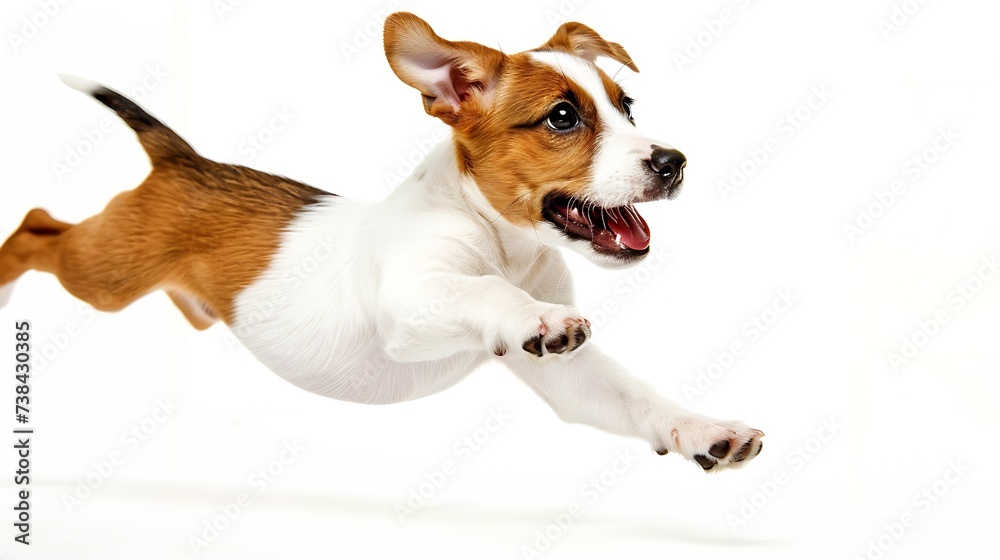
[649,145,686,179]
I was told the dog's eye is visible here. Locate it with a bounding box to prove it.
[622,96,635,123]
[546,102,580,131]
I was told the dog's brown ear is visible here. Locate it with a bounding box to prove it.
[538,22,639,73]
[384,12,504,125]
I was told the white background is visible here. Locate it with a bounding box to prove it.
[1,0,999,558]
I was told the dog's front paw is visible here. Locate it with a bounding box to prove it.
[500,304,590,359]
[663,417,764,472]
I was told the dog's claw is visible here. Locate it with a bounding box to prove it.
[731,439,754,462]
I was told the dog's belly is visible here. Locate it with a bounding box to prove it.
[231,282,485,404]
[228,196,485,404]
[243,333,482,404]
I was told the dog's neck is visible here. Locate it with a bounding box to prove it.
[395,134,555,285]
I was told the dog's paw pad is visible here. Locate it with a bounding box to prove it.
[545,333,570,354]
[519,308,590,358]
[522,334,544,357]
[708,440,730,458]
[664,419,765,472]
[694,454,717,471]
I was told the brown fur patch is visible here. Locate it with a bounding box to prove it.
[537,21,639,73]
[0,158,325,326]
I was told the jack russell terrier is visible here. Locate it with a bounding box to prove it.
[0,13,763,471]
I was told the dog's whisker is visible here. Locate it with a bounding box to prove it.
[489,192,531,224]
[611,62,627,83]
[625,205,641,225]
[524,242,550,271]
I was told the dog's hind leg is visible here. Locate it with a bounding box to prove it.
[0,199,173,314]
[166,290,219,330]
[0,208,74,308]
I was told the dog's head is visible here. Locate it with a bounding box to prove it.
[384,13,685,269]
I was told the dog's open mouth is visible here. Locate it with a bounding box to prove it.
[542,194,651,257]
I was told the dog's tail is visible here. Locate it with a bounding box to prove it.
[59,74,197,166]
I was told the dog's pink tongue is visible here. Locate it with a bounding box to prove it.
[607,207,650,251]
